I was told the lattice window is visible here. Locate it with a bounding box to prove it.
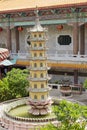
[58,35,71,45]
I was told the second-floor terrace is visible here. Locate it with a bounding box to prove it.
[10,52,87,70]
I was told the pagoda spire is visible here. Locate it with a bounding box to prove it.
[29,6,44,32]
[34,6,40,26]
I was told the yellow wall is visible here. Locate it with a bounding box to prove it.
[30,60,47,68]
[30,81,47,89]
[29,91,48,100]
[31,32,45,39]
[31,50,45,57]
[30,70,47,78]
[16,60,87,70]
[30,41,45,48]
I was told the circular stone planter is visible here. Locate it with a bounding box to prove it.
[0,98,58,130]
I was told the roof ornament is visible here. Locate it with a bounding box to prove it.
[34,6,40,27]
[28,6,46,32]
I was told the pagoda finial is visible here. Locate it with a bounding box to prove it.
[34,6,40,26]
[35,6,39,17]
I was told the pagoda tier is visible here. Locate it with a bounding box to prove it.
[29,66,50,70]
[29,46,48,51]
[28,37,48,41]
[27,9,52,115]
[29,56,47,60]
[29,77,51,81]
[29,87,51,92]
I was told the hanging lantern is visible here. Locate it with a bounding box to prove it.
[85,24,87,28]
[56,25,63,30]
[0,27,3,32]
[18,26,23,31]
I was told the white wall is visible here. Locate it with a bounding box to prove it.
[47,24,73,54]
[0,24,87,55]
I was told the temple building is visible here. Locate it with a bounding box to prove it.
[0,0,87,84]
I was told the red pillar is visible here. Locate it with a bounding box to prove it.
[7,26,12,51]
[15,27,20,53]
[74,70,78,84]
[73,22,79,84]
[73,22,79,55]
[80,24,85,55]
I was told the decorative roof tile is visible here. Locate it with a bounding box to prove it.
[0,0,87,13]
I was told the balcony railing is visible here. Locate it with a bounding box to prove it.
[10,52,87,64]
[29,37,48,41]
[29,87,51,92]
[29,76,51,81]
[29,46,48,51]
[29,56,47,60]
[29,66,50,70]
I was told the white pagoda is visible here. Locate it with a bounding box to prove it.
[27,8,52,115]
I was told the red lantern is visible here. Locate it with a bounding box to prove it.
[85,24,87,28]
[57,25,63,30]
[18,26,23,31]
[0,27,3,32]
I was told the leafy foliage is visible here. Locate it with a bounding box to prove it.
[0,78,11,101]
[83,79,87,89]
[53,100,82,122]
[41,100,87,130]
[0,68,29,101]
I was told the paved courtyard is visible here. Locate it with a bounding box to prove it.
[50,88,87,105]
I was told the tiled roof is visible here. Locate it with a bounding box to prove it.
[0,48,9,61]
[0,0,87,13]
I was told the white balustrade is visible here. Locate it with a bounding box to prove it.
[10,52,87,63]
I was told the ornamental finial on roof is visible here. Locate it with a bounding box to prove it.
[28,6,45,32]
[34,6,40,26]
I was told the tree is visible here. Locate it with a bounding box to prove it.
[83,79,87,89]
[0,78,12,101]
[0,68,29,101]
[6,68,29,98]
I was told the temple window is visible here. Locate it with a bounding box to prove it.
[41,95,44,100]
[40,73,44,78]
[41,84,44,88]
[34,95,37,100]
[34,34,37,37]
[34,84,37,88]
[58,35,71,45]
[40,63,43,67]
[39,34,41,37]
[34,73,37,78]
[39,43,42,47]
[34,53,37,57]
[34,43,37,47]
[34,63,37,67]
[40,53,42,57]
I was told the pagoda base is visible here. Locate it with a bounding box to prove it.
[29,107,51,115]
[28,98,52,115]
